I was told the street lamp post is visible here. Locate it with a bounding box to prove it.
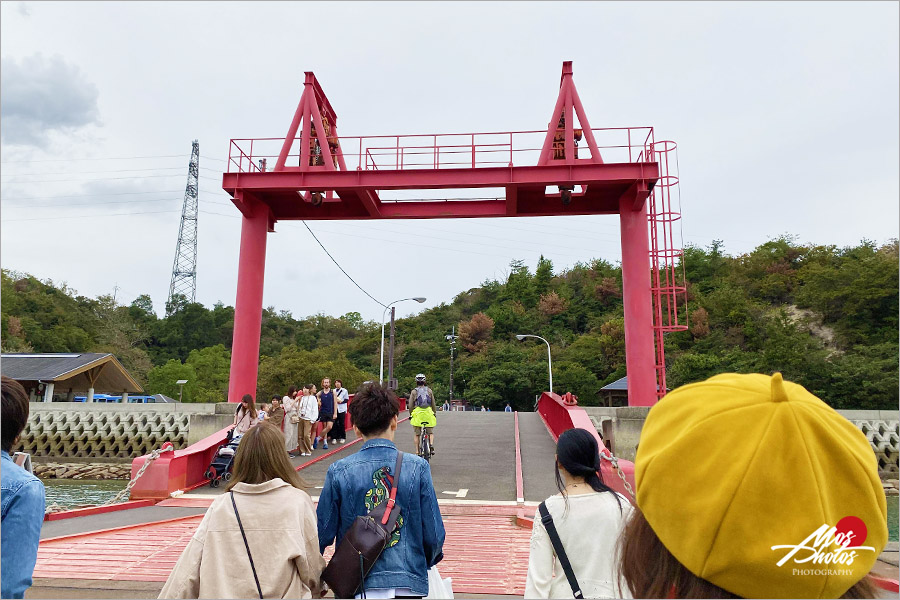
[176,379,188,403]
[446,326,459,404]
[379,297,426,384]
[515,334,552,394]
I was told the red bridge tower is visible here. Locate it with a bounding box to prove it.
[222,62,687,405]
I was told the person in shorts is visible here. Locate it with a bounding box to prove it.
[408,374,437,456]
[314,378,337,450]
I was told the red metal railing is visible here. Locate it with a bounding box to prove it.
[647,140,689,398]
[226,127,655,174]
[535,391,636,498]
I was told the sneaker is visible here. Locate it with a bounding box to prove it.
[303,452,311,456]
[323,442,329,450]
[313,437,319,449]
[339,439,346,444]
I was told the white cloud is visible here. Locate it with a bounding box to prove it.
[0,54,100,148]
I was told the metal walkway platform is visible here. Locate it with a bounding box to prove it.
[32,411,556,596]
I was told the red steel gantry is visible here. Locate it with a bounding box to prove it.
[222,61,687,406]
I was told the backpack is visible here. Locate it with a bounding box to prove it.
[415,387,431,409]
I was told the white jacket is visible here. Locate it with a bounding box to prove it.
[299,394,318,422]
[159,478,324,599]
[525,491,633,599]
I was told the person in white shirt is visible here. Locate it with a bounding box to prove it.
[282,386,299,455]
[331,379,350,444]
[297,385,318,456]
[525,428,632,599]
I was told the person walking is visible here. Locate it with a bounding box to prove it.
[282,386,299,454]
[618,373,888,599]
[1,376,45,599]
[297,385,318,457]
[332,379,349,444]
[317,383,445,598]
[233,394,259,436]
[159,423,325,598]
[314,378,337,450]
[525,428,632,599]
[504,403,513,413]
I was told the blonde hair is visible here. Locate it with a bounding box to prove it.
[225,422,309,491]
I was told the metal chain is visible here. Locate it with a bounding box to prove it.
[44,443,174,514]
[600,452,635,501]
[102,443,172,506]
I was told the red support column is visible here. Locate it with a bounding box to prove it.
[227,198,269,402]
[619,195,656,406]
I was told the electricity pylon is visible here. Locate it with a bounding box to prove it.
[167,140,199,313]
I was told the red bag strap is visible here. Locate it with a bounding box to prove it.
[381,451,403,526]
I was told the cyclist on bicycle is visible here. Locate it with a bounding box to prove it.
[409,374,437,457]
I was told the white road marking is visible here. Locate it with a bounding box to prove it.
[442,488,469,498]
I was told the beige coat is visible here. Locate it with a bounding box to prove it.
[159,479,325,599]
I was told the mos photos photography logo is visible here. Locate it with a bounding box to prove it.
[770,516,877,577]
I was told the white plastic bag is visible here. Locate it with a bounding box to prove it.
[425,566,454,599]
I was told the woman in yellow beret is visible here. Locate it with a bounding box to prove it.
[618,373,888,599]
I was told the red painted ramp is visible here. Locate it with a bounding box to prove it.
[35,504,531,595]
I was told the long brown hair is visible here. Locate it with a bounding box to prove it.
[239,393,257,419]
[225,422,309,491]
[618,507,879,599]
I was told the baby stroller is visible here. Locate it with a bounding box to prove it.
[204,430,241,488]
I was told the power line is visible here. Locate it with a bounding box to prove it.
[4,196,234,210]
[0,154,190,164]
[0,166,188,178]
[1,173,186,184]
[298,221,386,308]
[2,209,180,222]
[0,153,229,164]
[0,189,184,201]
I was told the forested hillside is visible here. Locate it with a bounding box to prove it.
[2,237,897,410]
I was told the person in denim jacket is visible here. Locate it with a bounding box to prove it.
[1,376,45,599]
[317,383,445,598]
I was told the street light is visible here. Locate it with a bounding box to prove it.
[380,297,426,384]
[515,334,552,393]
[446,326,459,404]
[175,379,188,403]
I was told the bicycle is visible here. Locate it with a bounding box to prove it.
[418,431,432,463]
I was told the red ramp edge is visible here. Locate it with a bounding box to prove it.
[536,391,636,500]
[129,426,230,500]
[128,403,409,501]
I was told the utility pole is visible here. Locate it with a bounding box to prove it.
[387,306,397,390]
[446,326,458,405]
[167,140,200,313]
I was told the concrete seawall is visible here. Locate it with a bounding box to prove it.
[20,403,218,459]
[584,407,900,479]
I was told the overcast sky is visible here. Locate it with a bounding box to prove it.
[1,2,897,324]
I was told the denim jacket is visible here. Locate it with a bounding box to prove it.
[1,450,45,599]
[317,439,445,596]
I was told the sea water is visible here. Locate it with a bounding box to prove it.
[42,478,127,509]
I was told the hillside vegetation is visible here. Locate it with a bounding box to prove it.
[2,236,896,410]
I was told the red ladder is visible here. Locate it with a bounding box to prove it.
[647,140,689,399]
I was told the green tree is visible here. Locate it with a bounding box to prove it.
[185,345,232,403]
[148,360,198,401]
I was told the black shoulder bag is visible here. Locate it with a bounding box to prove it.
[538,501,584,599]
[322,451,404,599]
[231,491,264,599]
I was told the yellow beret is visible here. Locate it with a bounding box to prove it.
[635,373,887,599]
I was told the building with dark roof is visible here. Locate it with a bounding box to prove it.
[0,353,143,402]
[599,376,670,407]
